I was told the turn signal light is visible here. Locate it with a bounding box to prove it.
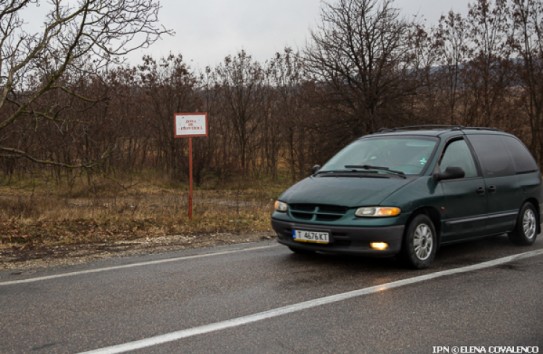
[274,200,288,212]
[355,207,401,217]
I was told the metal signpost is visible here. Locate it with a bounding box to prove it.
[174,112,208,219]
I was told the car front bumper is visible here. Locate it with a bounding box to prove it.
[271,218,405,256]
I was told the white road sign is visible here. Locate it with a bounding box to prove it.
[174,113,208,138]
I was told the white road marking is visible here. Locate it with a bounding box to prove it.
[0,244,278,286]
[80,248,543,354]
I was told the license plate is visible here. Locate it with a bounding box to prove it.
[292,230,330,244]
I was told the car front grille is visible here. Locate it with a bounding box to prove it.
[289,204,348,222]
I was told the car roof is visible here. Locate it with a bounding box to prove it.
[369,125,506,138]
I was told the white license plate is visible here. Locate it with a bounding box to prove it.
[292,230,330,244]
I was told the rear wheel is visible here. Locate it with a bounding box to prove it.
[402,214,437,269]
[509,202,538,245]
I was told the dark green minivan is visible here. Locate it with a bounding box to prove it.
[271,127,543,268]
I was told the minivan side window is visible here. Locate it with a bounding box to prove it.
[439,139,478,178]
[468,134,515,177]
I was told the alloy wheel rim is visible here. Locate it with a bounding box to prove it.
[523,209,537,240]
[414,223,433,261]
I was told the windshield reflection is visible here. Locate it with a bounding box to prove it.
[320,137,438,175]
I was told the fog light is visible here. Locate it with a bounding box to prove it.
[370,242,389,251]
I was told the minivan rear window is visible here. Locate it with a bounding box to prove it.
[502,136,539,173]
[468,134,537,177]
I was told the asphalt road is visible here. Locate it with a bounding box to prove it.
[1,234,542,354]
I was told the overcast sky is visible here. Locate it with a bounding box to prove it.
[134,0,473,70]
[22,0,473,70]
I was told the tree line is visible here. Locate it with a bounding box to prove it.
[1,0,543,186]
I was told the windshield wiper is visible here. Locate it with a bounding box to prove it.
[344,165,406,178]
[313,169,363,175]
[313,169,386,178]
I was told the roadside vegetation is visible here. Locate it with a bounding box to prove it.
[0,173,285,254]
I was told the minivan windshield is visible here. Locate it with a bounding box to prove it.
[320,136,438,176]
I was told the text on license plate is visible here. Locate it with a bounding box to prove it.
[292,230,330,244]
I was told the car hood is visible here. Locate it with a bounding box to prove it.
[279,175,413,207]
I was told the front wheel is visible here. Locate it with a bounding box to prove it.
[402,214,437,269]
[509,202,538,245]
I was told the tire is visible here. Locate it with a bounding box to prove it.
[402,214,437,269]
[509,202,538,246]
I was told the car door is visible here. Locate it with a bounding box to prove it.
[437,138,488,241]
[467,134,525,235]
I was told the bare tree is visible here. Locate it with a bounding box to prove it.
[137,54,199,180]
[267,48,311,180]
[509,0,543,164]
[304,0,416,136]
[463,0,513,127]
[214,50,264,176]
[0,0,172,167]
[433,11,471,124]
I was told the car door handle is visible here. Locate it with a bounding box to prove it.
[476,187,486,195]
[488,185,497,193]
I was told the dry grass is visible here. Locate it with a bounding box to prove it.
[0,174,287,253]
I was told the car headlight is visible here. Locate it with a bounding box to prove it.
[274,200,288,212]
[355,206,401,217]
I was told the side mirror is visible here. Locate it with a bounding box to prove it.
[312,164,321,174]
[433,166,465,181]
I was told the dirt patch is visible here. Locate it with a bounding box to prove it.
[0,231,276,270]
